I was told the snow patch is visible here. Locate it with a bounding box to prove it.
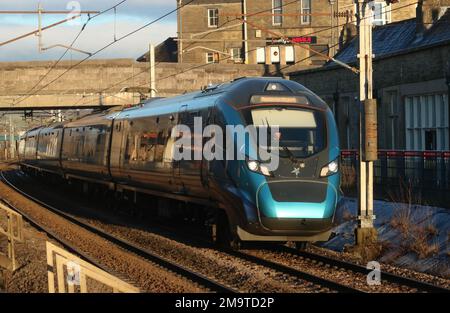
[323,197,450,278]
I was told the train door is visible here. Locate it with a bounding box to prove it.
[173,105,187,183]
[200,106,214,189]
[109,119,127,182]
[175,105,208,196]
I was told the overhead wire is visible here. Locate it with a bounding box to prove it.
[13,1,420,109]
[11,0,129,105]
[11,0,196,107]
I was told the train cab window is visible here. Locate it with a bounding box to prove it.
[245,108,326,158]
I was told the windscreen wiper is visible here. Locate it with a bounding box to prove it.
[264,117,298,166]
[282,146,300,166]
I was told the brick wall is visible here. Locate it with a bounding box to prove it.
[179,1,244,64]
[0,59,313,109]
[177,0,417,67]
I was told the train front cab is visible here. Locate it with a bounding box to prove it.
[220,91,342,244]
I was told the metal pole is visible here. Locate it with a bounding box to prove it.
[9,115,14,159]
[243,0,249,64]
[149,43,156,98]
[0,15,82,48]
[446,66,450,150]
[355,0,377,247]
[38,2,43,53]
[178,0,183,63]
[330,1,335,56]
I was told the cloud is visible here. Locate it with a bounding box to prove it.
[0,0,176,18]
[0,19,177,61]
[0,0,178,61]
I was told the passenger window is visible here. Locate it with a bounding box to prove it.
[139,131,157,162]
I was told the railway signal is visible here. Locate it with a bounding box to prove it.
[353,0,379,255]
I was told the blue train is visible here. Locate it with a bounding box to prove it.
[18,77,341,249]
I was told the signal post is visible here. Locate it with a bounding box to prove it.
[352,0,379,259]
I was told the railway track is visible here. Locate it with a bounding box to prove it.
[277,246,450,293]
[0,170,236,293]
[3,169,449,293]
[228,250,361,293]
[121,210,450,293]
[129,215,450,293]
[2,169,362,293]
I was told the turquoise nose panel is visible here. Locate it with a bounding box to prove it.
[256,181,337,219]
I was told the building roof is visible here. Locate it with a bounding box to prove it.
[329,8,450,66]
[137,37,178,63]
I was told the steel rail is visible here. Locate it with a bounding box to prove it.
[6,169,448,293]
[0,197,136,289]
[278,246,450,293]
[0,171,237,293]
[228,250,363,293]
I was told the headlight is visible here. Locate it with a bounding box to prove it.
[247,160,272,177]
[320,159,339,177]
[247,160,259,172]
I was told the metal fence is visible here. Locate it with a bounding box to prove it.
[341,150,450,207]
[0,141,15,161]
[0,202,23,271]
[46,242,139,293]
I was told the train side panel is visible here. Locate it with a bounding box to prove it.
[36,125,64,175]
[22,128,42,168]
[60,114,112,181]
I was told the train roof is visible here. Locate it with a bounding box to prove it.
[22,77,330,133]
[114,77,328,120]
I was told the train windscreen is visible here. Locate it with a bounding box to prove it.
[247,107,327,158]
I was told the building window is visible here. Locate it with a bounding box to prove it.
[387,91,399,149]
[206,52,219,64]
[208,8,219,28]
[230,48,242,62]
[272,0,282,26]
[405,94,449,151]
[301,0,311,25]
[339,96,351,149]
[372,1,391,26]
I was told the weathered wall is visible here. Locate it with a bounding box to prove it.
[0,58,312,109]
[177,0,417,66]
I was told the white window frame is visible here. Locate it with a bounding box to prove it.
[301,0,311,25]
[372,1,391,26]
[207,8,219,28]
[285,45,295,63]
[405,94,449,151]
[206,52,215,64]
[230,48,242,61]
[256,47,266,64]
[272,0,282,26]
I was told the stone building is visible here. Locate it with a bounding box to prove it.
[175,0,418,68]
[290,1,450,151]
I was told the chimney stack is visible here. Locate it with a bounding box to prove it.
[416,0,450,35]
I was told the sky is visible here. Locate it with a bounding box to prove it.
[0,0,178,62]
